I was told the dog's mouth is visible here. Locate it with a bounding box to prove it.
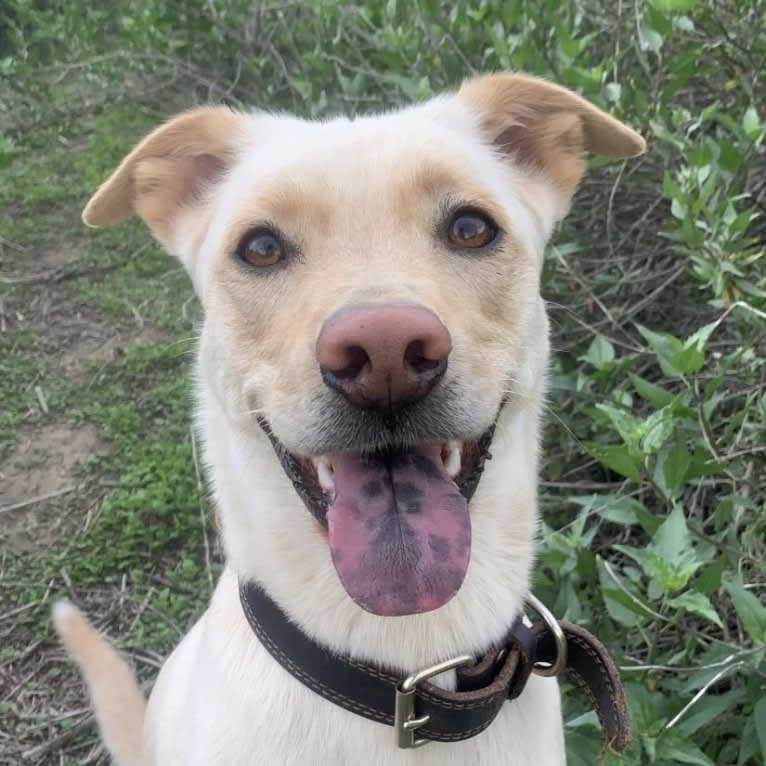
[260,421,495,617]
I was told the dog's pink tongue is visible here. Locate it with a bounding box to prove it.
[326,445,470,616]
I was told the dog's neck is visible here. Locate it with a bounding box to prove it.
[199,378,543,673]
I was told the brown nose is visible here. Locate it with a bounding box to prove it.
[316,304,452,409]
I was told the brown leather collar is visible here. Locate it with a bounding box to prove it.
[239,581,631,752]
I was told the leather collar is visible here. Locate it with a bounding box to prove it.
[239,581,631,752]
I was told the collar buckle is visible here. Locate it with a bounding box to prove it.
[525,593,567,677]
[394,654,474,749]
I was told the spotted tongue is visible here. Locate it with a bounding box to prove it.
[326,445,470,616]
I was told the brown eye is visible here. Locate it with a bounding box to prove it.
[447,210,497,249]
[237,229,285,268]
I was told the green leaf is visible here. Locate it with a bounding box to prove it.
[639,22,664,53]
[645,3,673,34]
[604,82,622,104]
[636,322,717,376]
[653,506,693,561]
[753,697,766,759]
[651,119,687,150]
[569,494,644,525]
[580,334,615,369]
[636,324,685,377]
[674,689,744,737]
[657,730,717,765]
[614,544,657,573]
[718,138,744,172]
[597,559,651,626]
[601,588,644,626]
[686,447,722,480]
[675,14,695,31]
[663,171,684,200]
[565,728,603,766]
[642,407,675,453]
[679,321,717,372]
[0,135,16,169]
[662,437,691,496]
[671,345,705,375]
[618,509,704,593]
[694,558,726,596]
[616,543,702,593]
[740,712,763,765]
[743,106,762,141]
[652,0,699,12]
[586,443,643,481]
[605,585,658,625]
[637,323,680,358]
[724,578,766,645]
[629,373,675,408]
[595,403,643,448]
[565,711,600,729]
[668,591,723,628]
[689,142,714,168]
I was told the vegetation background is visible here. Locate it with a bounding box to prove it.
[1,0,764,763]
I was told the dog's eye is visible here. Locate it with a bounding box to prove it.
[447,210,497,249]
[237,229,285,268]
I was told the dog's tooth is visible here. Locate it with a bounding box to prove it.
[442,440,462,479]
[315,457,335,494]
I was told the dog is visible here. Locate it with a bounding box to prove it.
[54,72,644,765]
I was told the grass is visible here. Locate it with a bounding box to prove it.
[1,1,764,764]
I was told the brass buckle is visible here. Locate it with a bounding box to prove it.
[525,593,567,677]
[394,655,474,749]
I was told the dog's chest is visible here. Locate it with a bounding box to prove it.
[147,609,566,766]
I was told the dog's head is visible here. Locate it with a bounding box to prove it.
[84,74,644,618]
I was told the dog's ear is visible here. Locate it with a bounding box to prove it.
[458,73,645,206]
[82,107,247,249]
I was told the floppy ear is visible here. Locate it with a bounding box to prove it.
[458,73,645,206]
[82,107,248,250]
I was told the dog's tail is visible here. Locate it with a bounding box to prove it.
[53,601,146,766]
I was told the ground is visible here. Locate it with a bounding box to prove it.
[1,106,213,763]
[1,3,765,765]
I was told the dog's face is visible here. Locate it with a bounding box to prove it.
[84,74,644,618]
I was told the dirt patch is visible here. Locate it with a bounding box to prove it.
[0,422,101,552]
[2,235,174,377]
[60,322,174,371]
[5,288,174,374]
[37,242,82,271]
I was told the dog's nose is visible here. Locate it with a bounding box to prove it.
[317,304,452,408]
